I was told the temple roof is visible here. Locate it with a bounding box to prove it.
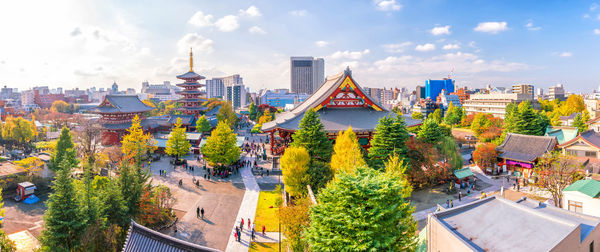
[496,133,557,162]
[559,129,600,149]
[176,71,205,80]
[91,95,155,114]
[123,220,219,252]
[262,68,388,132]
[100,118,160,130]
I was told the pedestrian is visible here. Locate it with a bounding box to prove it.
[262,225,266,236]
[251,229,255,241]
[517,182,520,192]
[458,191,462,201]
[446,199,449,208]
[234,230,238,242]
[451,199,453,208]
[506,176,510,183]
[201,208,204,219]
[196,207,200,218]
[248,218,251,229]
[241,218,244,231]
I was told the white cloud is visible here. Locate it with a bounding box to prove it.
[330,49,370,60]
[595,29,600,35]
[239,6,261,17]
[289,10,307,16]
[442,44,460,50]
[556,52,573,57]
[248,26,266,34]
[525,22,541,31]
[315,41,331,47]
[591,3,599,11]
[382,42,412,53]
[177,33,214,54]
[188,11,214,27]
[415,43,436,52]
[214,15,239,32]
[374,0,402,11]
[430,25,451,35]
[474,22,508,34]
[584,14,591,19]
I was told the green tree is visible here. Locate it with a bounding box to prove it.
[0,190,15,252]
[49,127,77,171]
[417,119,444,144]
[118,163,148,217]
[290,109,333,162]
[368,115,410,169]
[443,102,458,125]
[195,115,212,133]
[330,126,366,174]
[573,113,588,133]
[507,101,549,136]
[41,161,86,251]
[307,161,334,194]
[201,121,241,167]
[438,136,463,170]
[281,146,310,197]
[217,102,238,128]
[430,108,442,123]
[248,102,258,121]
[471,113,490,136]
[411,112,424,120]
[166,118,191,162]
[121,115,157,166]
[305,166,417,251]
[97,177,129,227]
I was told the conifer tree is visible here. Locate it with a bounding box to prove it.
[573,113,588,133]
[118,163,148,217]
[331,126,366,174]
[368,115,410,169]
[290,109,333,162]
[417,119,444,144]
[166,118,191,162]
[41,160,86,250]
[50,127,77,171]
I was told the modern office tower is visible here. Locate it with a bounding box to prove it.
[425,79,455,100]
[512,84,534,99]
[290,56,325,94]
[226,84,246,109]
[549,84,566,100]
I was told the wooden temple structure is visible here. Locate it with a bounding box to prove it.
[176,48,207,117]
[262,67,422,155]
[92,95,157,145]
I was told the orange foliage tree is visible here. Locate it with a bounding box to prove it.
[473,143,498,170]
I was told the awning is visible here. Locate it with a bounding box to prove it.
[453,168,474,179]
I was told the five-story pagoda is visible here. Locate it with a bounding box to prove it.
[176,48,206,116]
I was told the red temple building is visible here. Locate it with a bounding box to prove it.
[176,48,206,116]
[262,67,422,155]
[92,95,157,145]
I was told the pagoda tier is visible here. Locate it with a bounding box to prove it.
[176,48,207,116]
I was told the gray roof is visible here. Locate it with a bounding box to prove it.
[429,196,600,252]
[168,115,196,125]
[560,112,580,121]
[205,106,221,117]
[176,71,205,80]
[564,129,600,149]
[123,220,220,252]
[496,133,557,162]
[100,118,160,130]
[262,69,392,132]
[91,95,155,113]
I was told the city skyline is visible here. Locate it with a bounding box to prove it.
[1,1,600,92]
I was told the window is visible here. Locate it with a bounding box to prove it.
[566,150,577,156]
[568,200,583,213]
[586,151,597,158]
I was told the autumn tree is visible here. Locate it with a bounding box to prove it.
[201,121,241,167]
[534,152,581,208]
[280,197,311,252]
[76,120,102,165]
[217,102,238,128]
[14,157,44,178]
[330,126,366,174]
[281,146,310,197]
[166,118,191,162]
[411,112,424,120]
[50,100,74,114]
[49,127,77,171]
[121,115,157,166]
[2,116,36,149]
[195,115,212,133]
[430,108,442,123]
[305,166,417,251]
[473,143,498,170]
[559,94,585,116]
[258,109,273,124]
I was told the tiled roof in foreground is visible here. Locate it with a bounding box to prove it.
[123,220,220,252]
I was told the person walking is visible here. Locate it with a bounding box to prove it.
[196,207,200,218]
[248,218,251,230]
[446,199,449,208]
[201,208,204,219]
[458,191,462,201]
[451,199,454,208]
[240,218,244,231]
[262,225,266,236]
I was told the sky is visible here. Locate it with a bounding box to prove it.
[0,0,599,93]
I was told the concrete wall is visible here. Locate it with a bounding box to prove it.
[562,191,600,217]
[426,215,477,252]
[550,224,600,252]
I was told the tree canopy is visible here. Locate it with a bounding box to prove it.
[368,115,410,169]
[201,121,241,167]
[217,102,238,128]
[330,126,366,174]
[534,151,582,208]
[121,115,157,165]
[50,127,77,171]
[573,113,588,133]
[290,109,333,162]
[443,102,463,126]
[281,146,310,197]
[411,112,424,120]
[195,115,212,133]
[417,119,444,144]
[305,166,417,251]
[165,118,191,160]
[505,101,549,136]
[430,108,442,123]
[50,100,75,114]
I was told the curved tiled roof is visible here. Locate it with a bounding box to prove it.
[91,95,155,114]
[123,220,220,252]
[559,129,600,149]
[496,133,557,162]
[176,71,205,80]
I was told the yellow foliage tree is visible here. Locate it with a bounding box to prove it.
[330,126,365,174]
[281,146,310,197]
[121,115,157,165]
[15,156,44,178]
[258,110,273,124]
[559,94,585,116]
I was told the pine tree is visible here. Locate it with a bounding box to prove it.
[418,119,444,144]
[249,102,258,121]
[330,126,366,174]
[290,109,333,162]
[368,115,410,169]
[573,113,588,133]
[201,121,241,167]
[166,118,191,162]
[121,115,157,166]
[195,115,212,133]
[98,178,129,227]
[118,163,148,217]
[304,166,417,251]
[511,101,549,136]
[50,127,77,171]
[41,160,86,250]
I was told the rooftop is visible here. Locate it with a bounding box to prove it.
[545,126,578,145]
[123,220,219,252]
[91,95,155,114]
[430,196,600,252]
[560,130,600,149]
[496,133,557,162]
[564,179,600,198]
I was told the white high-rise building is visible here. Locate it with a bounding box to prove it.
[206,78,225,99]
[290,56,325,95]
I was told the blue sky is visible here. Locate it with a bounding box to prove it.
[0,0,599,92]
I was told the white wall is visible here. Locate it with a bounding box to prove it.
[562,191,600,217]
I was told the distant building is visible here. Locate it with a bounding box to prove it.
[426,196,600,252]
[260,89,310,108]
[511,84,533,95]
[91,95,156,145]
[175,49,207,116]
[585,99,600,118]
[425,78,454,100]
[415,85,426,99]
[412,98,437,117]
[449,88,470,105]
[462,93,537,118]
[141,81,181,102]
[111,82,119,94]
[438,91,461,110]
[226,85,246,109]
[290,56,325,95]
[559,112,580,126]
[549,84,566,100]
[562,179,600,217]
[205,78,225,98]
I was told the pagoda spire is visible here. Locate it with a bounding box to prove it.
[189,47,194,72]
